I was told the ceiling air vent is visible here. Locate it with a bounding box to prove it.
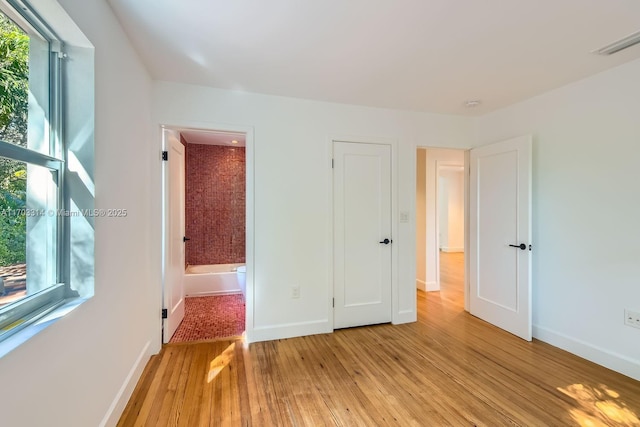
[593,30,640,55]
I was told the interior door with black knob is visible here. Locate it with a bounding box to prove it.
[469,135,532,341]
[333,140,392,329]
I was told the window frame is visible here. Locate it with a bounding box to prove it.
[0,0,68,342]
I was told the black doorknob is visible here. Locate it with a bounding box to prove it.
[183,236,190,242]
[509,243,526,250]
[379,238,392,244]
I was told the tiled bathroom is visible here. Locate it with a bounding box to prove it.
[170,132,246,343]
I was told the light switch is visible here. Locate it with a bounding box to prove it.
[399,211,410,223]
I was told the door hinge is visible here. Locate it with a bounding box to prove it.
[332,298,334,308]
[331,159,334,168]
[162,151,168,161]
[161,308,168,319]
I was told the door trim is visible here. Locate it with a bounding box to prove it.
[328,135,400,330]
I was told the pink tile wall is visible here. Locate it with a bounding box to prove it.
[185,144,246,265]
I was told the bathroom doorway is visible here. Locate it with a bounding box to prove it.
[162,127,248,343]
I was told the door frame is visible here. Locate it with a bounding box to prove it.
[159,121,255,343]
[328,135,399,330]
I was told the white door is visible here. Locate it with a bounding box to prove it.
[469,135,532,340]
[163,131,186,343]
[333,141,392,329]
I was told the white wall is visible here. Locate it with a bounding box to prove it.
[153,82,472,341]
[474,58,640,380]
[438,177,448,249]
[439,169,464,252]
[0,1,160,426]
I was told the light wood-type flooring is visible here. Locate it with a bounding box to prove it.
[119,252,640,426]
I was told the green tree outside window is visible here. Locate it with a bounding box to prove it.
[0,13,28,266]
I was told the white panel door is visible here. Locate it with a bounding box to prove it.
[469,135,532,340]
[334,141,392,329]
[163,131,186,343]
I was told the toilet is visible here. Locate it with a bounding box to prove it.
[236,265,246,298]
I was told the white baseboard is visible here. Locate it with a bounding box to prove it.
[246,319,331,344]
[417,279,440,292]
[441,247,464,253]
[425,281,439,292]
[100,340,152,427]
[533,325,640,381]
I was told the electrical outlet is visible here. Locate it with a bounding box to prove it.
[624,309,640,329]
[291,286,300,299]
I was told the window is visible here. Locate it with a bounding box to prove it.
[0,2,68,342]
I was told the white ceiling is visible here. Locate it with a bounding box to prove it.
[108,0,640,116]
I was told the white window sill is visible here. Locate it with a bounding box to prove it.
[0,297,87,359]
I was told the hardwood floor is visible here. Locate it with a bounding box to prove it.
[119,252,640,426]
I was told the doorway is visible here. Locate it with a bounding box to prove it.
[162,127,248,343]
[416,136,533,341]
[416,148,465,302]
